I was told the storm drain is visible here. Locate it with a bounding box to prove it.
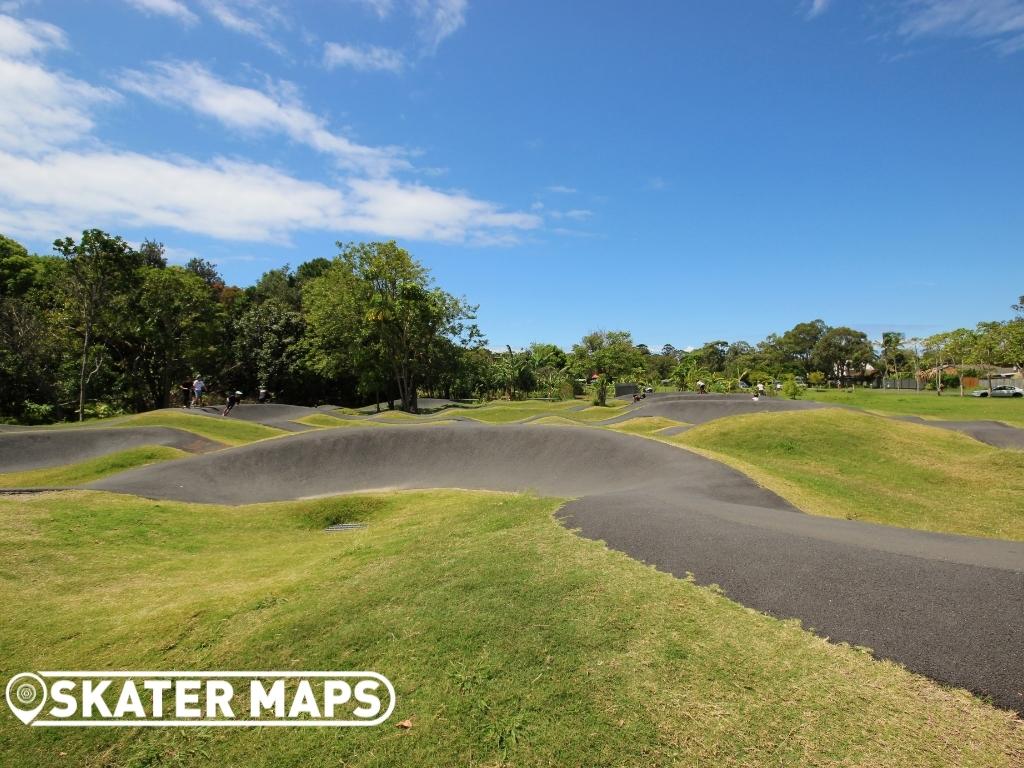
[324,523,368,532]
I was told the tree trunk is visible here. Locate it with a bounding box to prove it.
[78,321,90,421]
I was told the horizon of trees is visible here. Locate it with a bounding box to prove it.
[1,229,1021,423]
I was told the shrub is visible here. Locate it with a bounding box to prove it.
[781,377,800,400]
[21,401,55,424]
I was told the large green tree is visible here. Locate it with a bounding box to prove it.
[53,230,144,420]
[812,327,875,386]
[303,241,479,412]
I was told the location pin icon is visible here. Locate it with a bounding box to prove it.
[5,673,47,725]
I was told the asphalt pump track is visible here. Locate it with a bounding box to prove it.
[87,421,1024,712]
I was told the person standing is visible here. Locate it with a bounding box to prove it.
[179,380,192,408]
[192,374,206,408]
[756,382,766,399]
[696,380,706,395]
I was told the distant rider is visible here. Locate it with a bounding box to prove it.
[222,390,242,416]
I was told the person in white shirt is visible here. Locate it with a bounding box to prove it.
[192,375,206,407]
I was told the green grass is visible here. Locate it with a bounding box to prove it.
[110,410,286,445]
[457,400,633,425]
[1,490,1021,767]
[293,412,367,429]
[458,400,584,424]
[0,446,188,488]
[674,408,1024,540]
[805,387,1024,427]
[606,416,688,435]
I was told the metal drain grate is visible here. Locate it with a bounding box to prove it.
[325,523,368,532]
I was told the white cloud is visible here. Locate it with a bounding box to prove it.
[806,0,832,19]
[0,11,538,248]
[324,42,405,72]
[200,0,287,53]
[0,150,540,244]
[354,0,394,18]
[0,150,346,241]
[546,184,576,194]
[0,13,64,56]
[0,58,118,153]
[343,178,539,242]
[413,0,467,51]
[548,208,593,221]
[0,17,117,154]
[123,0,199,25]
[119,61,408,175]
[898,0,1024,53]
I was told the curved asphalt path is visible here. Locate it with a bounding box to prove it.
[190,403,321,432]
[894,416,1024,450]
[0,427,222,472]
[89,422,1024,712]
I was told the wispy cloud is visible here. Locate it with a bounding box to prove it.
[0,13,64,55]
[119,61,407,175]
[0,15,117,154]
[0,150,540,244]
[351,0,469,53]
[806,0,832,19]
[413,0,468,51]
[123,0,199,26]
[200,0,287,54]
[897,0,1024,54]
[0,13,539,248]
[546,184,576,194]
[549,209,593,221]
[323,42,405,72]
[353,0,394,19]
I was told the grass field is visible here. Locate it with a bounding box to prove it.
[1,489,1021,767]
[675,409,1024,540]
[0,446,188,488]
[110,411,286,445]
[804,388,1024,427]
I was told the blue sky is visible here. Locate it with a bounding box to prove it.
[0,0,1021,350]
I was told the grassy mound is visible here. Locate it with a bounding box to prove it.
[112,411,286,445]
[1,490,1020,766]
[0,446,188,488]
[675,409,1024,540]
[293,413,367,429]
[607,416,688,435]
[805,388,1024,427]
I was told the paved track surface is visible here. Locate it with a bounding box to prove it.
[895,416,1024,450]
[0,427,221,472]
[90,422,1024,711]
[191,403,319,431]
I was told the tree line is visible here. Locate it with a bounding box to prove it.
[1,229,1021,423]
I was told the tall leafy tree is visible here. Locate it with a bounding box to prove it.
[304,241,479,412]
[812,327,875,386]
[53,230,143,420]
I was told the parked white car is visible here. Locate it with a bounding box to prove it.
[971,385,1024,398]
